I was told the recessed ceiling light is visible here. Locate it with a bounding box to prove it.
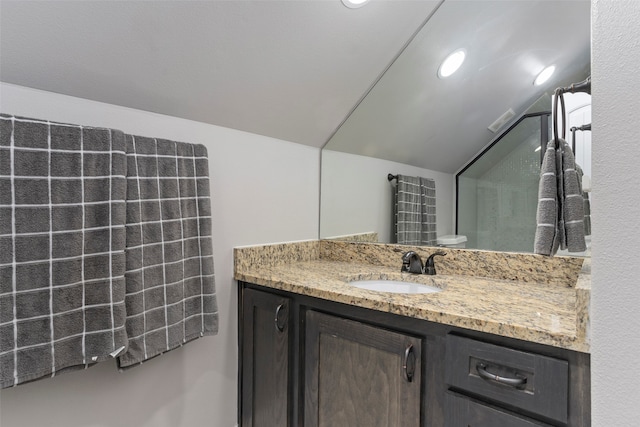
[438,49,466,78]
[342,0,369,8]
[534,65,556,86]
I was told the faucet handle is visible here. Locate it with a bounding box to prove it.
[401,260,411,273]
[401,251,415,272]
[424,251,446,275]
[401,251,424,274]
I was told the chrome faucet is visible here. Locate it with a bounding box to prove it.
[424,251,446,275]
[401,251,424,274]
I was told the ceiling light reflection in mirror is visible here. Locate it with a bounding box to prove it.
[320,0,591,252]
[438,48,466,78]
[342,0,370,9]
[534,65,556,86]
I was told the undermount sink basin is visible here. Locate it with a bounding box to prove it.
[349,280,442,294]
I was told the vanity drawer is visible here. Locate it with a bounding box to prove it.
[444,392,552,427]
[445,334,568,424]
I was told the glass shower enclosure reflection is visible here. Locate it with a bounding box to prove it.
[456,113,551,252]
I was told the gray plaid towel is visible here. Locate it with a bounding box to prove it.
[576,164,591,236]
[534,142,559,255]
[394,175,437,246]
[0,114,128,388]
[1,114,218,387]
[560,140,586,252]
[117,135,218,369]
[534,139,586,256]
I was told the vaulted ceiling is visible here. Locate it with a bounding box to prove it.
[0,0,440,145]
[0,0,590,173]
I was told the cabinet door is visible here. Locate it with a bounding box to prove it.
[241,288,291,427]
[304,310,422,427]
[445,392,551,427]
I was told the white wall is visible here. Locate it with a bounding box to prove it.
[320,150,454,243]
[0,83,320,427]
[591,1,640,425]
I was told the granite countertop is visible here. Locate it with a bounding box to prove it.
[234,240,590,353]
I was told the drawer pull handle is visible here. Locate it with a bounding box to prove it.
[403,344,416,382]
[274,304,286,332]
[476,363,527,388]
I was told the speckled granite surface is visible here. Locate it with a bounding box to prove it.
[234,240,590,353]
[320,241,584,286]
[322,232,379,243]
[234,240,319,271]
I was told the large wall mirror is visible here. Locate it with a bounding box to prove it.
[320,0,591,254]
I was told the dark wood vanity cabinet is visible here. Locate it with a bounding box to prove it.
[238,282,590,427]
[240,288,293,427]
[304,310,422,427]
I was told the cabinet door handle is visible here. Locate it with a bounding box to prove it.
[403,344,415,382]
[274,303,286,332]
[476,363,527,388]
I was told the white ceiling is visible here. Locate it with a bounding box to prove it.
[0,0,590,173]
[0,0,440,147]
